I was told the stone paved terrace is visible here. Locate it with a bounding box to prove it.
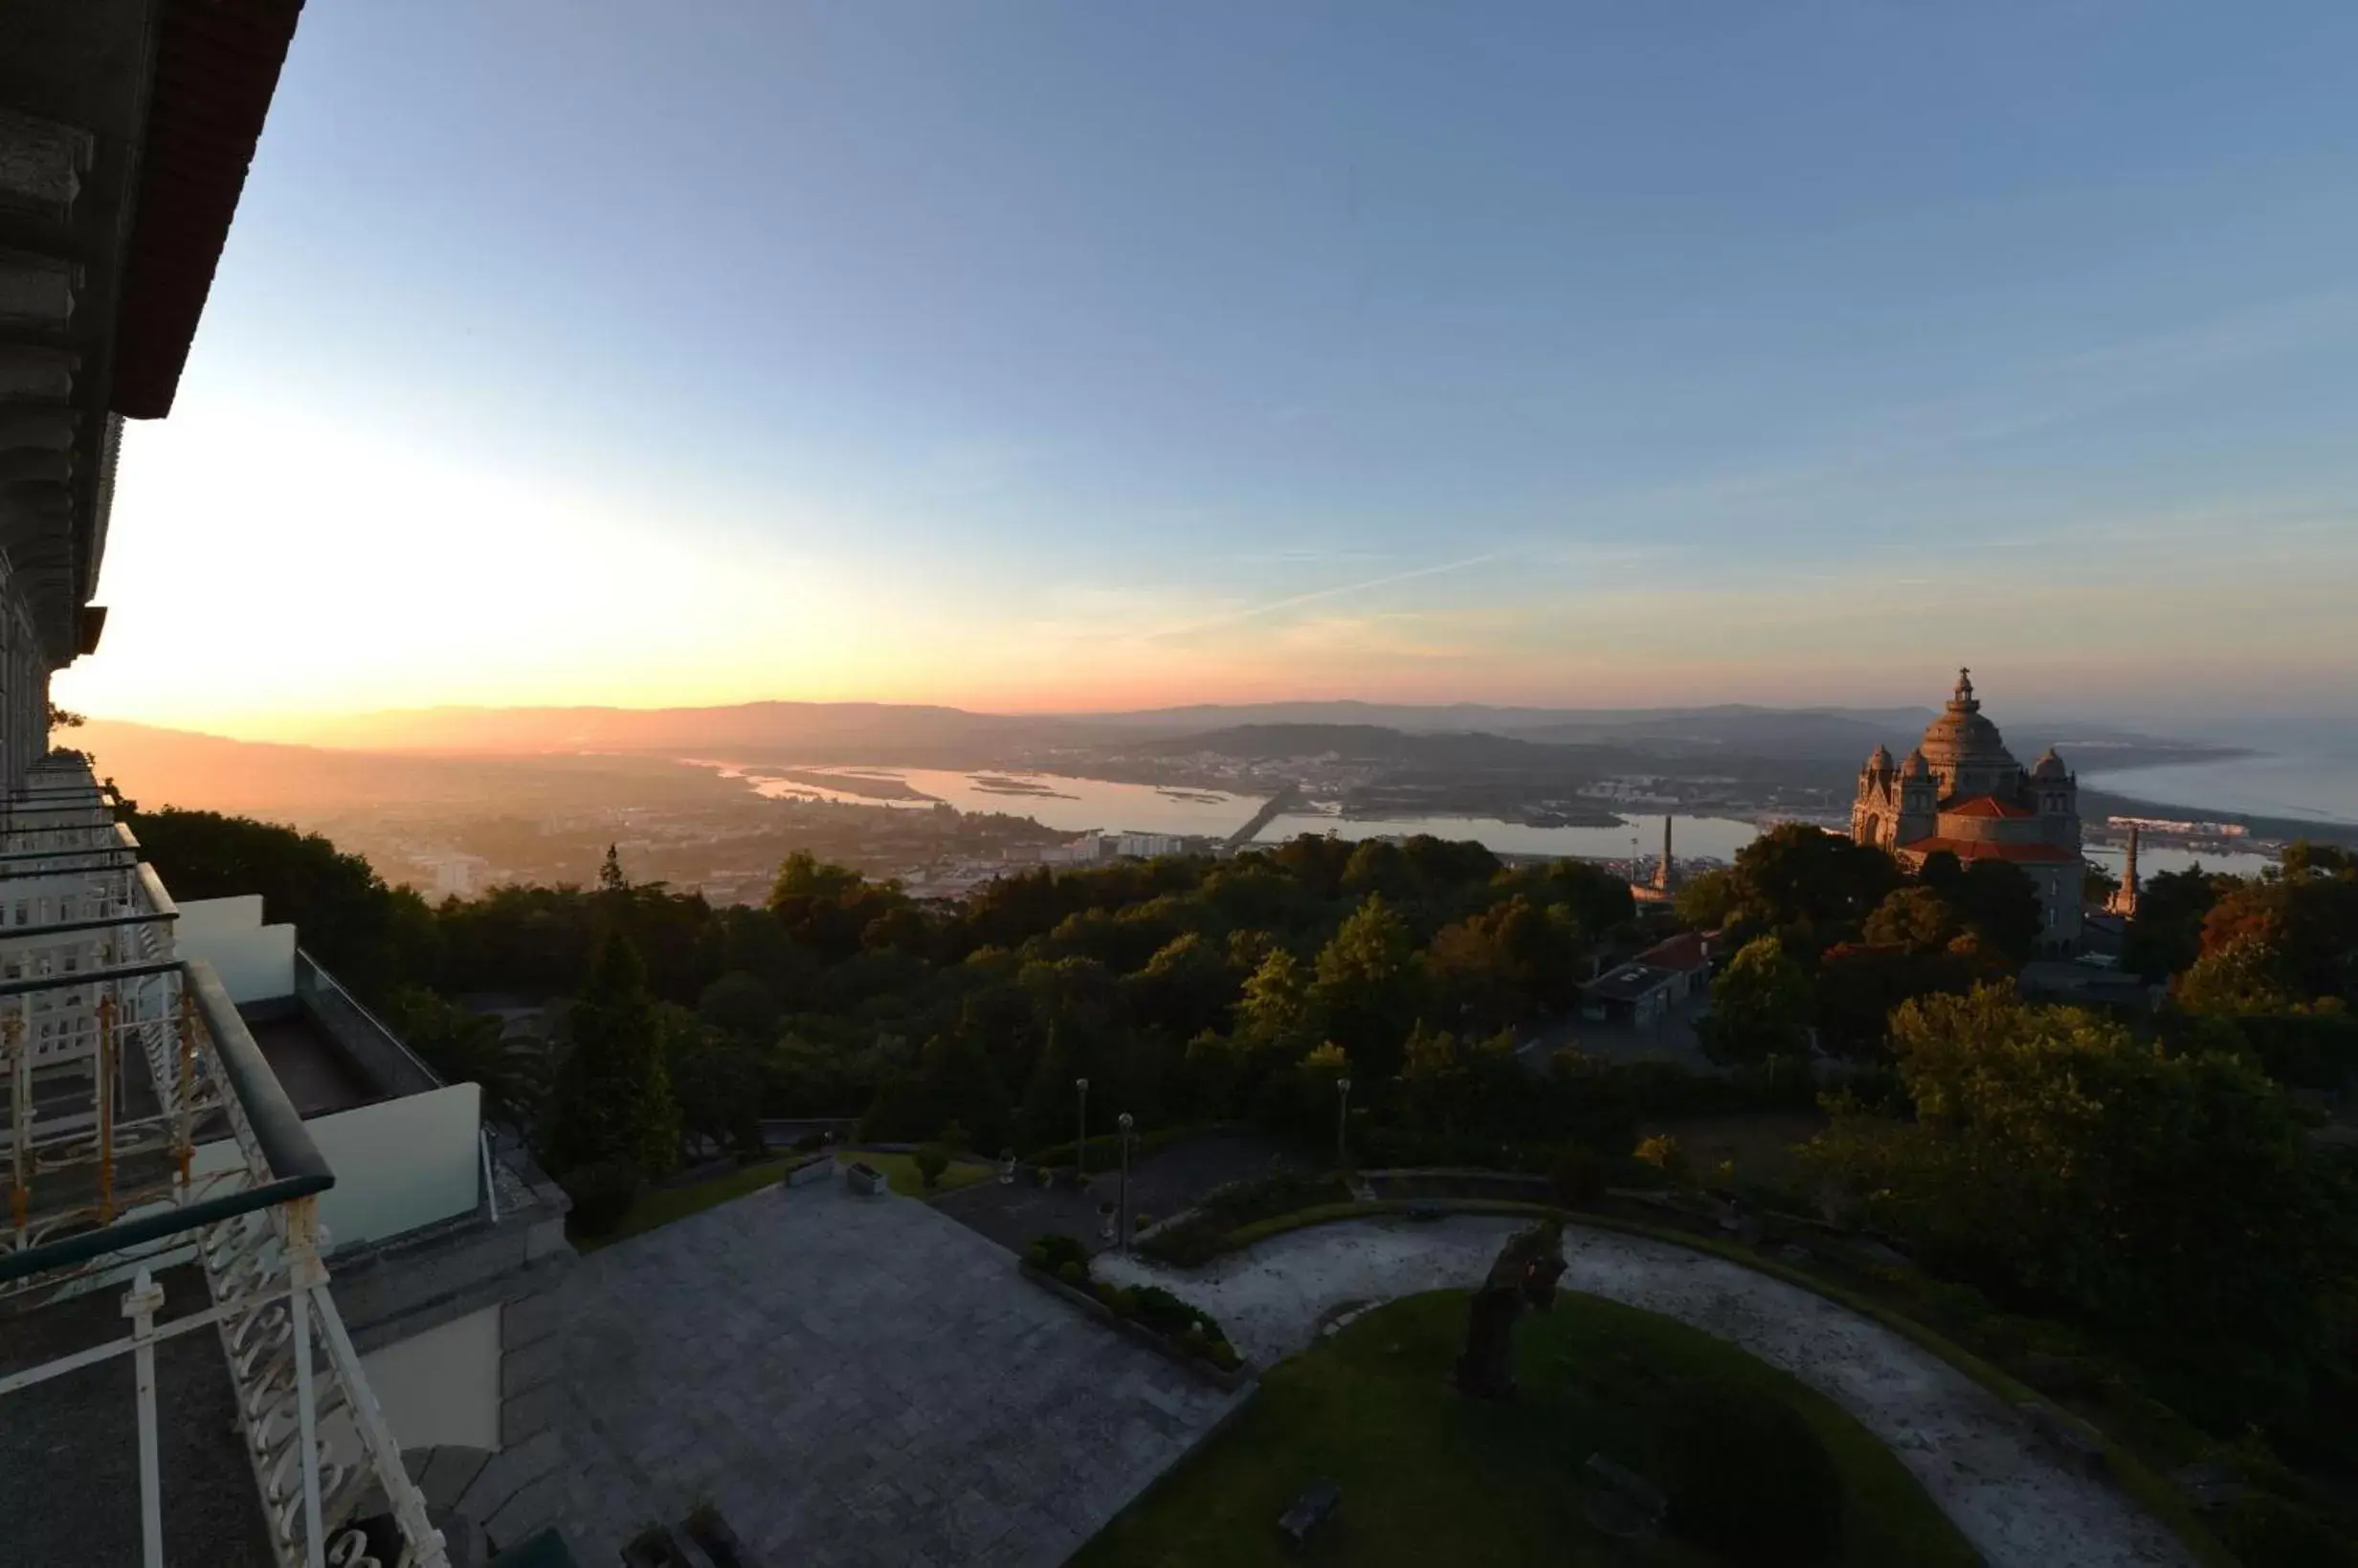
[556,1177,1249,1567]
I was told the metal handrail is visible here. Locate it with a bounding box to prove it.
[294,949,446,1092]
[0,954,450,1568]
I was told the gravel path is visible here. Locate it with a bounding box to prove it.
[1096,1216,2191,1568]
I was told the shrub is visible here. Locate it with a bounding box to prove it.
[1056,1260,1086,1289]
[1210,1341,1241,1371]
[793,1131,829,1153]
[1030,1232,1090,1273]
[1548,1146,1607,1208]
[1658,1386,1842,1564]
[1025,1123,1195,1169]
[1125,1284,1228,1345]
[912,1143,951,1189]
[562,1159,642,1238]
[1635,1134,1689,1183]
[1023,1245,1049,1270]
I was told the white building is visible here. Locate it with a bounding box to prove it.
[4,15,573,1566]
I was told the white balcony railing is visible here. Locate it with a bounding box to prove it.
[0,758,451,1568]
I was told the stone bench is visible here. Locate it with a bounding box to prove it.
[1277,1477,1340,1550]
[1582,1453,1666,1538]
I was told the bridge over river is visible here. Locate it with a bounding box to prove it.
[1225,784,1304,849]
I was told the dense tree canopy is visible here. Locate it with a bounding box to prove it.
[546,932,679,1177]
[1809,986,2354,1362]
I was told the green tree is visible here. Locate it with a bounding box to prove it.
[1813,941,1988,1060]
[1235,948,1322,1057]
[1952,860,2042,962]
[1726,823,1902,945]
[1673,867,1739,932]
[546,932,679,1178]
[1700,936,1813,1066]
[2124,865,2237,980]
[1397,1021,1520,1136]
[380,985,547,1127]
[1312,894,1426,1079]
[697,970,781,1043]
[1807,986,2353,1352]
[2176,936,2300,1015]
[1861,886,1965,953]
[129,808,431,999]
[1428,895,1582,1031]
[664,1009,766,1158]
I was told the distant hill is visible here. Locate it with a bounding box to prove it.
[1136,722,1617,772]
[278,700,1089,759]
[107,696,2238,787]
[70,720,739,818]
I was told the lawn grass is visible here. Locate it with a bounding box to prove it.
[1069,1290,1979,1568]
[836,1149,994,1199]
[578,1158,795,1251]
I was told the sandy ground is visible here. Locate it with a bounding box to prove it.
[1097,1215,2192,1568]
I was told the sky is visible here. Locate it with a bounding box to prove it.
[56,1,2358,740]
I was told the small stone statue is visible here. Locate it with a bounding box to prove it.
[1454,1218,1568,1401]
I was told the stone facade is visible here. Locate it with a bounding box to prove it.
[1852,671,2084,951]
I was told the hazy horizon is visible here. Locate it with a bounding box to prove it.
[52,3,2358,733]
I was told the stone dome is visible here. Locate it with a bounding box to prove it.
[2031,748,2069,780]
[1918,668,2017,775]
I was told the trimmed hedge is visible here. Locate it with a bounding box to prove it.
[1027,1231,1091,1274]
[1137,1170,1352,1266]
[1025,1123,1201,1168]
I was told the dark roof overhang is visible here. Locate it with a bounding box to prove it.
[1,0,304,669]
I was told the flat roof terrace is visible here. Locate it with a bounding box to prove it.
[246,1003,384,1119]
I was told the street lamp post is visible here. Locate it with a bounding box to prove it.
[1076,1077,1089,1180]
[1117,1112,1135,1252]
[1335,1076,1352,1169]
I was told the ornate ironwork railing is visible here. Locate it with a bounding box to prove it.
[0,760,450,1568]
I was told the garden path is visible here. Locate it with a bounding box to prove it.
[1096,1215,2192,1568]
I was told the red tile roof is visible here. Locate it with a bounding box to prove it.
[1900,836,2079,865]
[1944,794,2037,819]
[1634,931,1709,972]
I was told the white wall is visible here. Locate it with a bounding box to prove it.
[360,1304,503,1451]
[191,1081,481,1251]
[307,1083,482,1248]
[174,894,296,1003]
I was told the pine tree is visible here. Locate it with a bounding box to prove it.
[547,930,679,1177]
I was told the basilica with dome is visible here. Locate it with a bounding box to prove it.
[1851,671,2084,951]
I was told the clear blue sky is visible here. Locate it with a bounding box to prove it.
[62,1,2358,735]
